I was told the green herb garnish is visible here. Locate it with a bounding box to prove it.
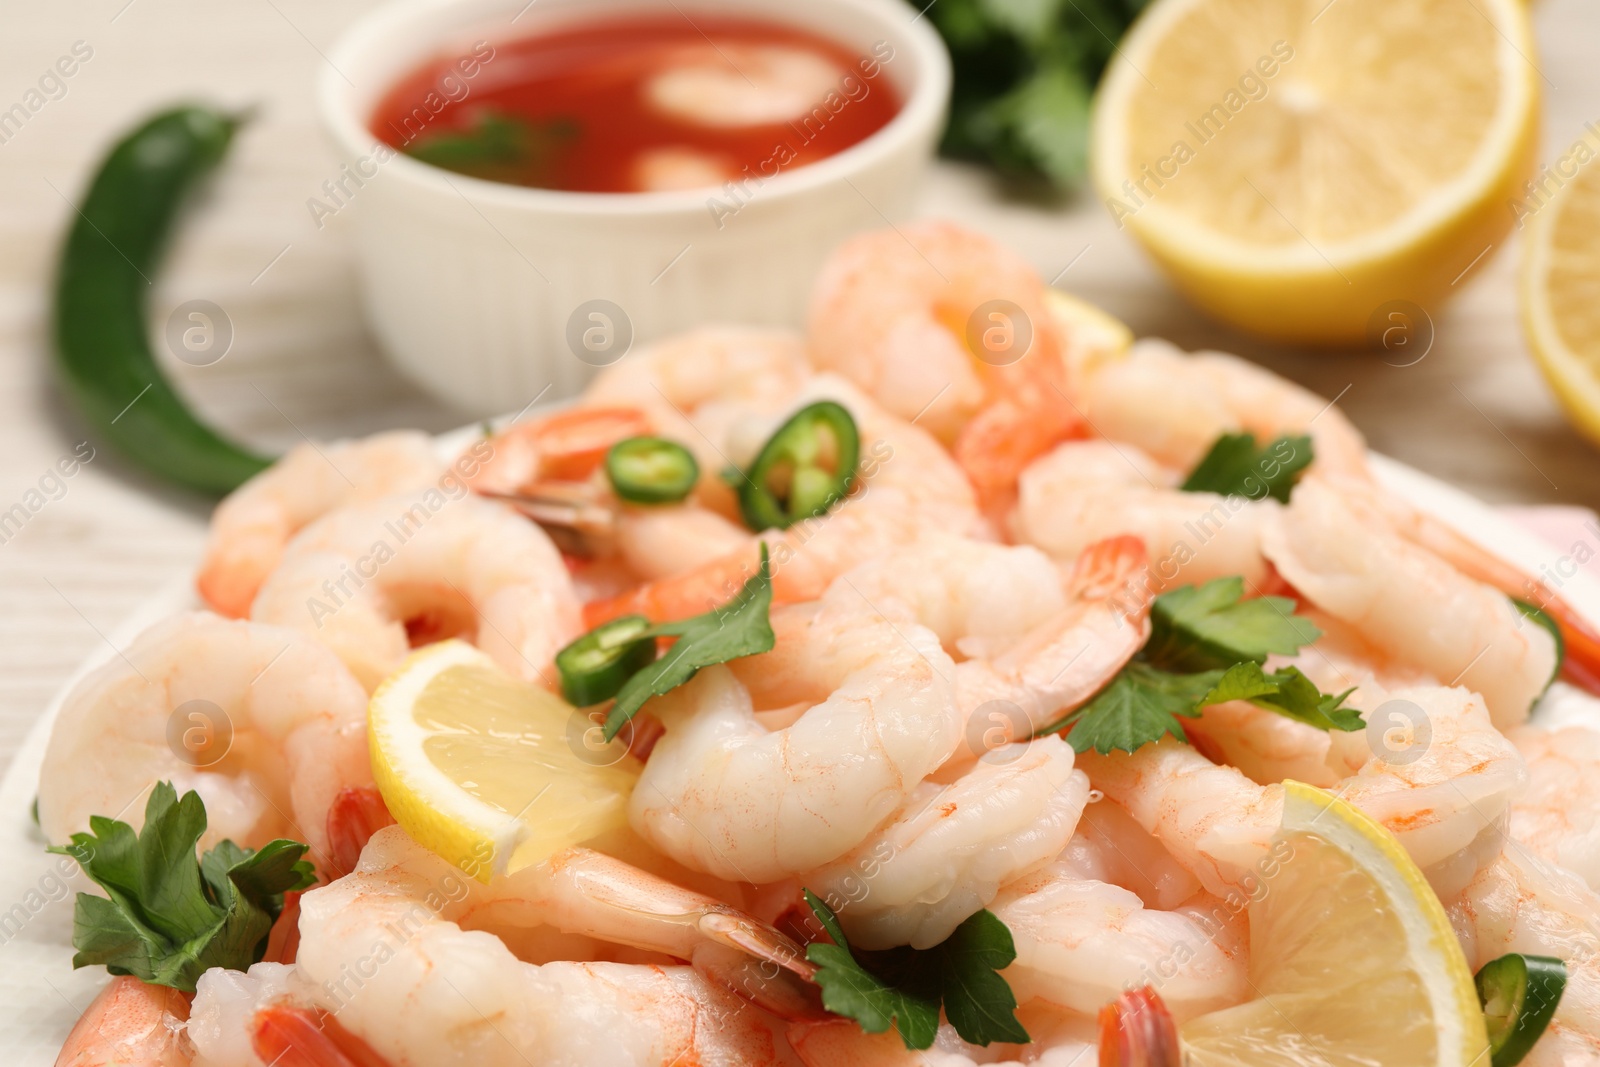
[1181,433,1314,504]
[48,782,315,993]
[804,890,1028,1050]
[404,109,577,185]
[931,0,1149,188]
[1049,576,1362,754]
[1512,597,1564,689]
[599,544,775,739]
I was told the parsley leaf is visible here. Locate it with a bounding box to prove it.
[1181,432,1314,504]
[603,544,775,739]
[1198,662,1362,732]
[1058,662,1221,754]
[1145,576,1321,672]
[803,891,1028,1050]
[931,0,1148,188]
[48,782,315,993]
[1051,577,1360,754]
[404,109,577,185]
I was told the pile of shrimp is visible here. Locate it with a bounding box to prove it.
[43,220,1600,1067]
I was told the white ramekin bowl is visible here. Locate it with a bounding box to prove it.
[319,0,950,413]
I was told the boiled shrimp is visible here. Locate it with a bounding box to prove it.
[1081,338,1369,480]
[1262,477,1557,729]
[630,597,962,884]
[1447,845,1600,1067]
[1183,612,1440,788]
[197,432,447,618]
[646,44,844,129]
[280,826,803,1066]
[828,534,1149,744]
[249,491,580,690]
[806,220,1080,500]
[38,612,372,869]
[802,737,1089,950]
[1508,686,1600,891]
[1010,439,1278,592]
[1080,685,1527,900]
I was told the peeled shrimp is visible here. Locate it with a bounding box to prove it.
[993,866,1249,1025]
[1183,613,1440,788]
[1010,439,1278,592]
[277,826,802,1067]
[249,491,580,690]
[1080,685,1527,900]
[630,598,962,884]
[1448,845,1600,1067]
[646,44,843,129]
[38,612,372,867]
[1082,338,1369,480]
[1262,477,1557,730]
[1509,687,1600,891]
[803,737,1090,950]
[806,220,1078,499]
[55,977,192,1067]
[829,534,1149,744]
[197,432,448,618]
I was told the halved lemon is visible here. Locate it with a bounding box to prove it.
[369,640,640,882]
[1521,142,1600,446]
[1181,782,1489,1066]
[1091,0,1539,344]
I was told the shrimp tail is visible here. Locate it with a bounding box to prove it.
[324,786,396,878]
[697,908,820,983]
[690,942,826,1021]
[251,1004,395,1067]
[55,976,192,1067]
[1098,986,1181,1067]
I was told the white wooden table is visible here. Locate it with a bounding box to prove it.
[1,0,1596,779]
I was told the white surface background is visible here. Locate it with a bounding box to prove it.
[1,0,1599,1054]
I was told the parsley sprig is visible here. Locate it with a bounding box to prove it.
[49,782,315,992]
[1050,576,1362,754]
[804,891,1028,1050]
[1181,432,1313,503]
[598,544,775,739]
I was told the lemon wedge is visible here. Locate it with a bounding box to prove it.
[1521,144,1600,446]
[368,640,640,882]
[1181,782,1489,1066]
[1091,0,1539,344]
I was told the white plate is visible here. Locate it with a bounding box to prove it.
[2,447,1596,1062]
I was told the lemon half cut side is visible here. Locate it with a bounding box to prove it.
[1092,0,1539,343]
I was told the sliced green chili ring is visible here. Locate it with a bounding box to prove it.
[1477,953,1567,1067]
[605,436,700,504]
[737,400,860,531]
[1512,597,1564,689]
[556,615,657,706]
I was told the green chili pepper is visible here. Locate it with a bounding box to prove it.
[54,105,272,494]
[1477,953,1567,1067]
[737,401,860,531]
[555,614,657,706]
[1512,598,1564,689]
[605,436,700,504]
